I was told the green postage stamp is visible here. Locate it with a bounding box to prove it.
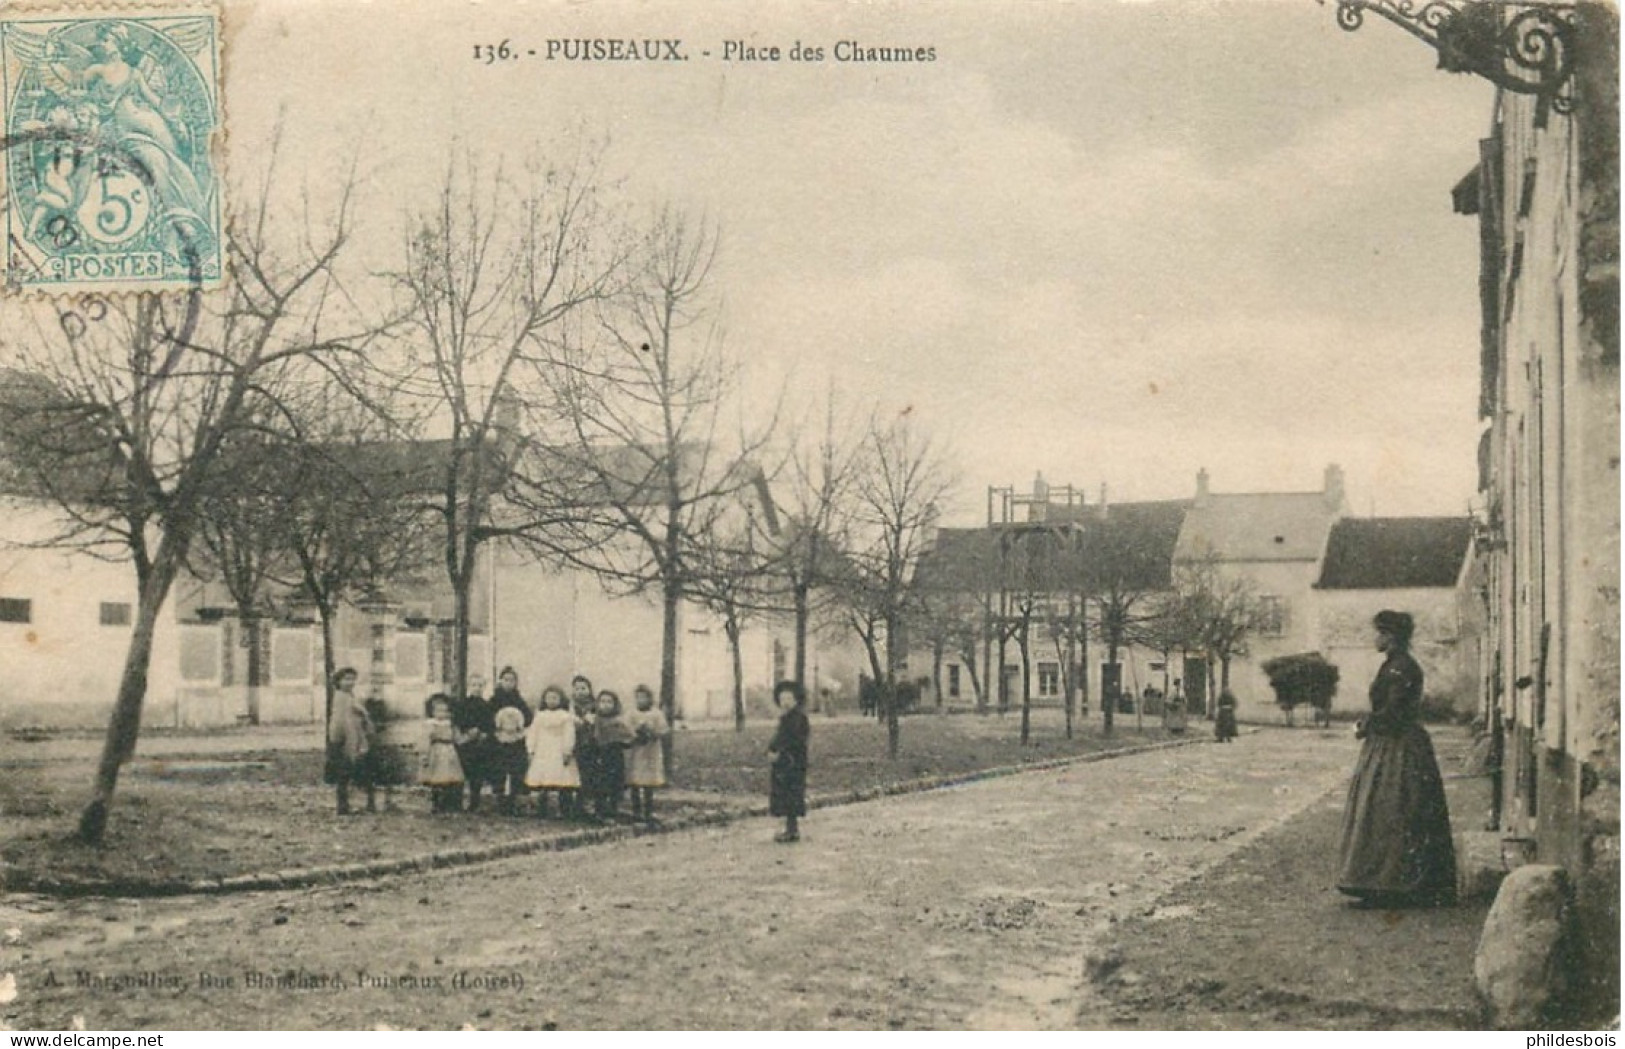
[0,8,222,292]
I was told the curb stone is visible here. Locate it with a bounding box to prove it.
[1,734,1212,899]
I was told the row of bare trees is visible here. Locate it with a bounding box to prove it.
[913,519,1275,743]
[0,142,961,839]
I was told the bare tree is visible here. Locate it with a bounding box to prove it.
[836,412,955,759]
[1170,554,1270,715]
[274,416,442,728]
[687,505,781,731]
[190,425,298,725]
[528,206,778,762]
[772,387,862,696]
[0,157,372,843]
[394,150,623,704]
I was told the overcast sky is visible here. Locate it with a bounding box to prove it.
[225,0,1493,524]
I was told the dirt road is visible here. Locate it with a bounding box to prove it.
[3,729,1354,1030]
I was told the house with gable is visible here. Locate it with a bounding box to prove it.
[1310,516,1477,715]
[1169,465,1346,720]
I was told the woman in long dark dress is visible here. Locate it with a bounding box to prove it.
[768,680,810,843]
[1337,610,1457,908]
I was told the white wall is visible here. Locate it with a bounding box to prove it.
[0,500,182,727]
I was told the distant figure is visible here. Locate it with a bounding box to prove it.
[768,680,810,843]
[625,684,670,825]
[1163,691,1188,735]
[1214,691,1239,743]
[326,668,376,815]
[420,694,465,814]
[1337,610,1457,909]
[524,686,578,819]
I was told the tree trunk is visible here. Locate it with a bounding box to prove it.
[996,631,1009,717]
[1061,640,1073,741]
[1079,620,1091,723]
[319,600,338,731]
[979,609,992,715]
[931,638,944,713]
[883,613,901,760]
[1102,632,1117,738]
[77,546,183,843]
[792,581,809,692]
[245,615,264,726]
[660,577,681,773]
[962,646,983,711]
[452,563,474,705]
[726,613,745,732]
[1018,621,1031,747]
[1207,658,1218,718]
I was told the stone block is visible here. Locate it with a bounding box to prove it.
[1475,863,1573,1028]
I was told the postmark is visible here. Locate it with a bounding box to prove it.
[0,7,222,293]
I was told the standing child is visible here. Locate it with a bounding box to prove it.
[524,685,579,818]
[452,675,493,813]
[591,690,635,821]
[421,694,466,813]
[491,701,530,815]
[625,684,669,824]
[768,680,810,843]
[569,675,599,822]
[326,667,376,815]
[1215,690,1239,743]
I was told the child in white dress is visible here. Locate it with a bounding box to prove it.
[524,685,579,819]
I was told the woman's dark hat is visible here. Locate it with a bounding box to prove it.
[1373,610,1414,642]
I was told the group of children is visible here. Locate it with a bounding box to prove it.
[337,664,662,823]
[419,668,671,823]
[329,666,812,843]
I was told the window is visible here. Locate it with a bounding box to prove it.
[1037,662,1060,698]
[1258,596,1287,637]
[947,664,962,698]
[771,639,786,684]
[273,629,313,685]
[99,602,132,626]
[0,597,31,623]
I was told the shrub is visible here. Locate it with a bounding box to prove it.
[1261,652,1340,721]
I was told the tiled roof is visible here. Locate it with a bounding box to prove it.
[1316,517,1473,590]
[914,500,1190,594]
[1175,492,1338,563]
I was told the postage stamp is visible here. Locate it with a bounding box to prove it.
[0,8,222,293]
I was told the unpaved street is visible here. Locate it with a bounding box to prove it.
[4,729,1353,1030]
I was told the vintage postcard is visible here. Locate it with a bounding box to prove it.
[0,0,1616,1034]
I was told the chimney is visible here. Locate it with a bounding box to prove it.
[1323,463,1346,513]
[1195,467,1210,507]
[1099,482,1109,519]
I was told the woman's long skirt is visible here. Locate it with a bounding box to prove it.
[1337,723,1458,904]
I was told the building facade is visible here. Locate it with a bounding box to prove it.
[1454,3,1619,1012]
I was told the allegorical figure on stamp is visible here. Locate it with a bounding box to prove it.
[3,12,221,288]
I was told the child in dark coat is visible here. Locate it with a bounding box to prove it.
[768,680,810,843]
[591,690,635,821]
[569,675,598,821]
[452,675,494,812]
